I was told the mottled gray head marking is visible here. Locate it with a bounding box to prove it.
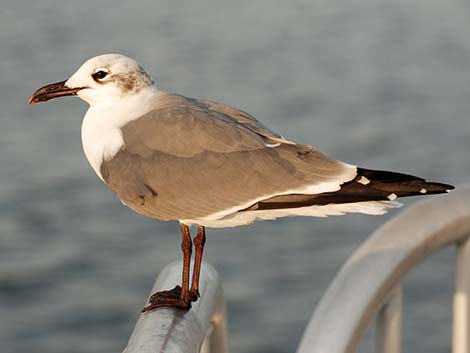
[112,65,154,94]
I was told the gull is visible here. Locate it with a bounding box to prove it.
[29,54,454,312]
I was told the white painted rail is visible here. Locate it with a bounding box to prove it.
[296,184,470,353]
[121,185,470,353]
[122,261,229,353]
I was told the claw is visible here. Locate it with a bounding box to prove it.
[142,297,191,312]
[149,285,182,302]
[189,289,200,302]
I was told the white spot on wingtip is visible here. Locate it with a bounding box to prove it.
[387,193,397,201]
[420,188,427,194]
[357,176,371,185]
[266,143,281,148]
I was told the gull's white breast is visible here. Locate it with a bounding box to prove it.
[81,108,124,180]
[81,88,160,180]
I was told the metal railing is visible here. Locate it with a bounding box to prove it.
[296,184,470,353]
[122,261,229,353]
[121,185,470,353]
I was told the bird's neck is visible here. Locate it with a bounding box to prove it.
[81,87,161,181]
[87,85,159,111]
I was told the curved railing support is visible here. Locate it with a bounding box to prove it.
[453,236,470,353]
[375,284,402,353]
[296,184,470,353]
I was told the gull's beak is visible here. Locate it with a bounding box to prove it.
[28,80,84,104]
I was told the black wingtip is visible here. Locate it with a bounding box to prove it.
[355,168,454,197]
[419,181,454,195]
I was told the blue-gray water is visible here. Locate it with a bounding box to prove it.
[1,1,469,352]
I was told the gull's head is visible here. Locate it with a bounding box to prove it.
[29,54,156,106]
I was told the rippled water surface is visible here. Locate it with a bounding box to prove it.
[1,1,469,352]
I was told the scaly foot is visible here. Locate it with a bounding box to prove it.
[142,285,191,312]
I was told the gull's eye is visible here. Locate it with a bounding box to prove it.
[92,70,109,81]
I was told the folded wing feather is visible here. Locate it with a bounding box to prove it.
[100,93,357,221]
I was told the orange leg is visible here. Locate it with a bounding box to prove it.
[142,224,193,312]
[190,226,206,300]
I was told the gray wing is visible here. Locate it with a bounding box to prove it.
[100,93,356,221]
[122,93,294,158]
[195,98,296,145]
